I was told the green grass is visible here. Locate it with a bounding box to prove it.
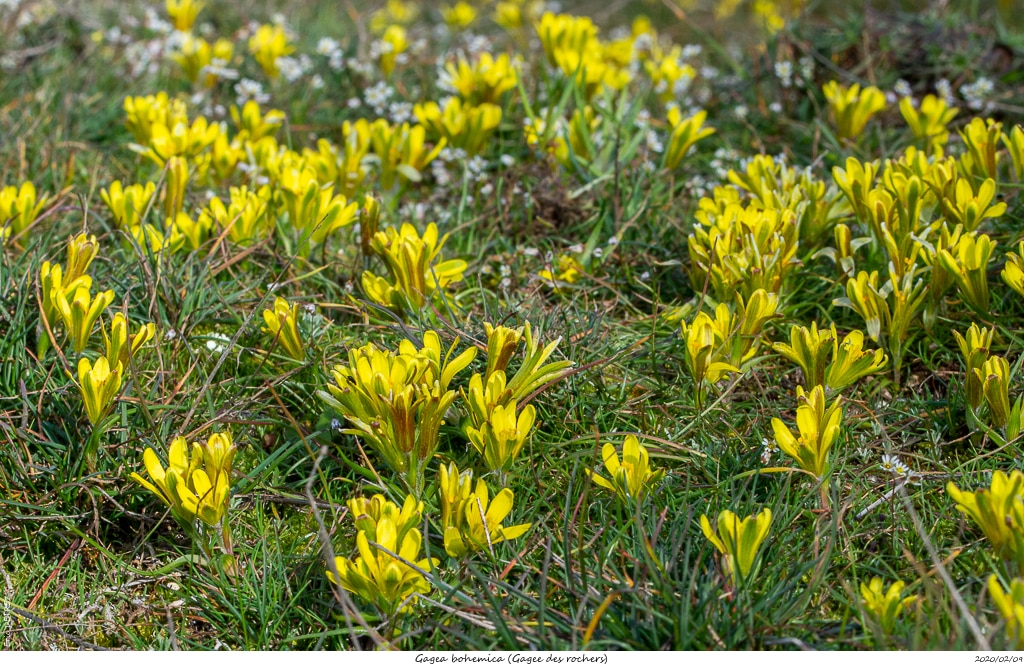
[2,0,1024,651]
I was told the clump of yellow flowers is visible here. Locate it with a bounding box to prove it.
[361,222,467,317]
[320,331,476,496]
[328,494,437,617]
[462,322,571,479]
[132,432,238,560]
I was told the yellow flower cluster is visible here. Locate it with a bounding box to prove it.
[329,494,437,617]
[39,234,154,433]
[132,432,236,527]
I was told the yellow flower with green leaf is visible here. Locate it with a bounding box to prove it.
[442,1,477,29]
[320,332,475,496]
[262,297,305,362]
[103,313,155,370]
[131,433,236,527]
[55,283,115,353]
[101,181,157,230]
[361,222,466,315]
[773,322,887,392]
[248,24,294,80]
[348,493,423,547]
[771,385,843,482]
[78,355,123,426]
[588,435,664,505]
[954,323,994,412]
[860,577,917,634]
[959,117,1001,181]
[328,516,436,617]
[947,470,1024,572]
[465,395,536,475]
[1003,240,1024,298]
[822,80,886,141]
[700,508,772,586]
[899,94,957,155]
[437,463,531,558]
[989,575,1024,649]
[0,182,48,242]
[663,108,715,170]
[414,98,501,156]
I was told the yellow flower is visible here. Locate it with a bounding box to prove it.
[199,185,272,245]
[39,263,90,334]
[942,178,1005,232]
[947,470,1024,570]
[771,385,843,481]
[165,0,204,32]
[700,508,772,586]
[588,435,665,505]
[169,34,234,86]
[662,108,715,170]
[413,98,502,156]
[466,398,536,474]
[367,119,445,190]
[441,1,476,29]
[440,471,531,558]
[78,355,123,426]
[55,283,115,353]
[899,94,957,155]
[989,575,1024,649]
[328,518,436,617]
[483,322,524,380]
[130,434,235,527]
[954,322,995,411]
[1002,241,1024,299]
[680,305,739,406]
[348,493,423,547]
[361,222,465,314]
[860,577,917,634]
[442,52,518,105]
[959,117,1001,181]
[101,181,157,229]
[230,101,285,142]
[936,233,995,313]
[319,332,474,496]
[65,233,99,283]
[103,313,156,370]
[773,323,887,392]
[822,80,886,141]
[378,25,409,77]
[0,182,48,242]
[261,297,305,362]
[248,24,294,80]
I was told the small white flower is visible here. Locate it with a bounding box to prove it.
[522,247,540,257]
[734,105,748,119]
[500,154,516,168]
[880,454,900,474]
[567,244,584,254]
[894,79,912,98]
[607,236,619,247]
[317,37,340,56]
[769,101,783,113]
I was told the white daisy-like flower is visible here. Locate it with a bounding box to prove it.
[880,454,900,474]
